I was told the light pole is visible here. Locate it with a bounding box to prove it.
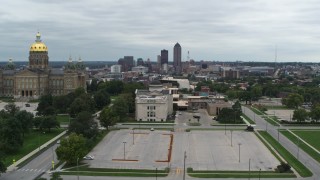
[277,127,280,142]
[230,130,233,147]
[297,139,300,160]
[265,122,268,131]
[77,157,79,180]
[259,168,261,180]
[132,129,135,145]
[123,142,127,160]
[183,151,187,180]
[156,167,158,180]
[248,158,251,180]
[238,143,241,163]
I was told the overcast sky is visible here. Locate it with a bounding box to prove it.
[1,0,320,62]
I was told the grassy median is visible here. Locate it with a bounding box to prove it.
[281,130,320,164]
[257,131,312,177]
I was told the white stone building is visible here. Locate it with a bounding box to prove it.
[132,65,148,74]
[135,80,173,122]
[111,65,121,73]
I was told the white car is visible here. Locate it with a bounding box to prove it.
[83,155,94,160]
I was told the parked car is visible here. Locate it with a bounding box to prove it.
[150,128,154,131]
[83,155,94,160]
[25,103,30,107]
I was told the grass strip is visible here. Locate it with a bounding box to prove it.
[261,116,280,126]
[188,122,201,126]
[57,171,168,177]
[58,166,168,177]
[281,130,320,164]
[241,113,255,124]
[188,172,295,178]
[257,131,312,177]
[122,123,174,126]
[265,106,291,110]
[249,107,265,115]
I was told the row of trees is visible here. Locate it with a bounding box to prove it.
[217,101,243,124]
[292,105,320,123]
[0,103,61,174]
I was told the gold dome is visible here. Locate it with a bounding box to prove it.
[29,32,48,52]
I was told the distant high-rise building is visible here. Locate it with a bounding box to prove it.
[173,43,181,74]
[118,56,134,72]
[137,58,144,66]
[160,50,168,65]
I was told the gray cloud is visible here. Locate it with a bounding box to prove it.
[1,0,320,62]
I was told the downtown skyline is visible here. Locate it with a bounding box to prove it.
[1,0,320,62]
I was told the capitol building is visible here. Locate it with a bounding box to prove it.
[0,32,86,99]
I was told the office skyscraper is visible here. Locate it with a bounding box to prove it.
[173,43,181,74]
[160,49,168,65]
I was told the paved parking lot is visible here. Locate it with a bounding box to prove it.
[0,101,38,115]
[266,109,294,121]
[86,129,171,169]
[181,131,279,171]
[87,129,280,171]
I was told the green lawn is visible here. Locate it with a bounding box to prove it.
[281,130,320,164]
[257,131,312,177]
[56,114,70,125]
[291,131,320,151]
[4,129,64,167]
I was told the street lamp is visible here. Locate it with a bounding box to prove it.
[123,142,127,160]
[132,129,135,145]
[238,143,241,163]
[277,127,280,142]
[183,151,187,180]
[248,158,251,180]
[230,130,233,147]
[77,157,79,180]
[297,139,300,160]
[258,168,261,180]
[156,167,158,180]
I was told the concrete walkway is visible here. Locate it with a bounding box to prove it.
[6,130,67,172]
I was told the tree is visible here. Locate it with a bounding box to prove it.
[292,108,308,123]
[0,117,24,153]
[88,78,98,92]
[310,105,320,123]
[217,108,242,124]
[282,93,304,109]
[4,103,20,116]
[37,94,54,116]
[94,90,111,110]
[53,95,70,114]
[99,107,119,130]
[69,94,95,117]
[0,150,6,174]
[15,110,34,137]
[69,111,98,139]
[56,133,87,165]
[112,97,129,121]
[40,116,60,132]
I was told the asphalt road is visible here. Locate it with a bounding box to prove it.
[1,144,58,180]
[242,106,320,180]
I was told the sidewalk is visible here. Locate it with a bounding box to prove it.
[6,130,67,172]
